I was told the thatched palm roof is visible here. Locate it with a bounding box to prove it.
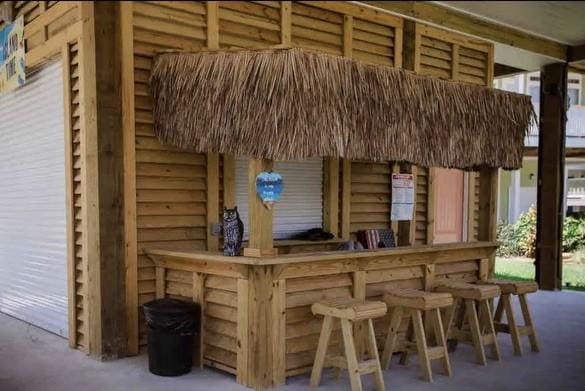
[150,47,535,170]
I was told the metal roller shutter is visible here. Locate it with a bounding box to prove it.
[235,159,323,239]
[0,61,68,337]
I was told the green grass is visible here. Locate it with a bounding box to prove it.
[495,257,585,291]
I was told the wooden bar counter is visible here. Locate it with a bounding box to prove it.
[145,241,498,390]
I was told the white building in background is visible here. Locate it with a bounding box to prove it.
[495,72,585,224]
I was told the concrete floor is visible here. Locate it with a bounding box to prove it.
[1,290,584,391]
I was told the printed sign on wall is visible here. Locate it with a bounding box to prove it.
[391,173,414,221]
[256,171,283,209]
[0,16,25,94]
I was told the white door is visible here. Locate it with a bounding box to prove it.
[0,61,68,337]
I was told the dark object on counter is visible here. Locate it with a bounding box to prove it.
[143,298,201,376]
[357,229,396,249]
[294,228,335,241]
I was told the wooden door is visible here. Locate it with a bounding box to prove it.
[434,169,465,243]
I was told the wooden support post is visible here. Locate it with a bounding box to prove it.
[467,173,476,242]
[324,158,340,237]
[478,167,498,277]
[247,266,274,389]
[341,159,352,240]
[536,62,567,291]
[207,1,219,48]
[207,153,220,251]
[236,279,250,385]
[244,159,276,257]
[80,1,127,359]
[120,0,138,356]
[193,272,206,368]
[352,271,367,359]
[272,279,286,386]
[427,168,436,245]
[223,155,236,209]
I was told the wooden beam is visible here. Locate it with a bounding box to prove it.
[536,62,567,291]
[323,158,340,237]
[494,63,527,78]
[426,168,436,245]
[280,1,291,46]
[120,0,138,357]
[363,1,568,61]
[244,159,276,257]
[81,1,127,358]
[207,153,220,251]
[568,44,585,63]
[207,1,219,48]
[341,159,352,240]
[478,168,498,276]
[223,155,236,209]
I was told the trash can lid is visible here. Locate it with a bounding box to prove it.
[143,298,199,314]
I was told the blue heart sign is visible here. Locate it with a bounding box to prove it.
[256,171,283,209]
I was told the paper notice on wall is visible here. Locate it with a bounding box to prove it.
[391,173,414,221]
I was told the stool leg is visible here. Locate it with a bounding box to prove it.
[465,299,487,366]
[501,294,522,356]
[366,319,385,391]
[447,299,466,352]
[412,310,433,382]
[333,336,343,380]
[480,299,501,361]
[382,306,403,369]
[340,319,363,391]
[310,315,334,387]
[430,308,452,377]
[399,315,413,365]
[494,296,504,323]
[518,294,540,353]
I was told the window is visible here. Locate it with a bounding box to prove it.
[235,158,324,240]
[568,88,579,106]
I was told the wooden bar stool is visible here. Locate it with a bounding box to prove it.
[381,289,453,382]
[310,298,387,391]
[476,279,540,356]
[435,282,501,366]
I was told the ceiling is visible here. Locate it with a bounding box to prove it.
[437,1,585,45]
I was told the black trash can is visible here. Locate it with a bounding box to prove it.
[143,298,201,376]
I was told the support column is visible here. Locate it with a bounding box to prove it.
[478,167,498,276]
[536,62,567,291]
[81,1,126,358]
[509,169,520,223]
[244,159,276,257]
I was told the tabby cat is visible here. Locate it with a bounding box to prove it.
[222,206,244,256]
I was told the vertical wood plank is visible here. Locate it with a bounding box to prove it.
[427,168,436,244]
[79,1,101,357]
[478,168,498,276]
[223,155,236,209]
[207,1,219,48]
[207,153,220,251]
[467,172,476,242]
[352,271,367,359]
[479,259,489,281]
[244,159,275,257]
[424,263,435,291]
[410,165,418,244]
[414,23,421,73]
[272,279,286,386]
[193,272,206,368]
[343,15,353,57]
[341,159,352,240]
[120,0,138,356]
[486,45,495,86]
[391,163,400,239]
[393,21,403,68]
[247,266,274,388]
[155,267,165,299]
[236,278,249,385]
[280,1,291,45]
[62,43,77,349]
[451,44,460,79]
[323,158,340,237]
[39,1,48,41]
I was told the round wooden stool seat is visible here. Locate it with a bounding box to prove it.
[383,288,453,310]
[477,279,538,295]
[435,282,501,300]
[311,298,387,321]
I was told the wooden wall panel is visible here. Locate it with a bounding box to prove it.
[413,23,493,244]
[131,1,209,347]
[352,18,395,66]
[218,1,281,49]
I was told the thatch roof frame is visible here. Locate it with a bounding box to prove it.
[150,47,535,170]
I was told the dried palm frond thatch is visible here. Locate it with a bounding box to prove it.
[150,47,535,170]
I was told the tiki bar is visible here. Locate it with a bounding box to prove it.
[143,31,533,390]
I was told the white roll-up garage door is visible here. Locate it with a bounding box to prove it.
[0,61,68,338]
[235,159,324,239]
